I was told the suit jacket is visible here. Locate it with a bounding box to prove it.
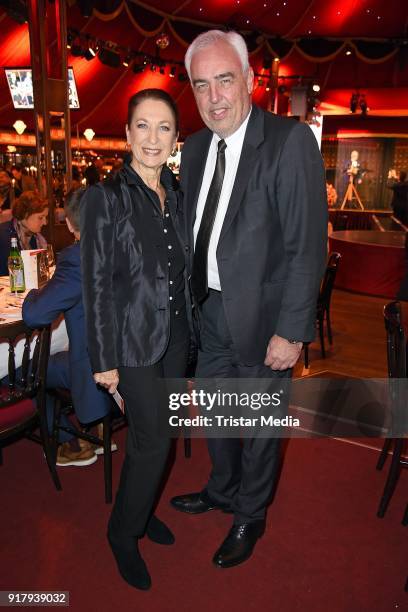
[80,162,190,373]
[22,242,111,423]
[180,104,328,365]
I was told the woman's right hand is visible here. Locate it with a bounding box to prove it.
[94,369,119,394]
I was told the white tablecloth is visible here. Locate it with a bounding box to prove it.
[0,276,69,379]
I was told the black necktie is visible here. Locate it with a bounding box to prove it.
[192,139,227,303]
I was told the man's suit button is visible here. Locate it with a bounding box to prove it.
[185,245,190,252]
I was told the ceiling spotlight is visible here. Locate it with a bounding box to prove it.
[83,48,96,61]
[132,64,145,74]
[123,54,132,67]
[265,81,271,92]
[169,66,176,78]
[312,83,320,92]
[98,47,121,68]
[4,0,28,24]
[150,64,156,72]
[273,57,280,62]
[71,44,84,57]
[67,32,75,49]
[346,49,352,55]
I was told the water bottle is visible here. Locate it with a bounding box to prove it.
[8,237,25,293]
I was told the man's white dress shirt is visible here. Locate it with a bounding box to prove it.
[193,110,251,291]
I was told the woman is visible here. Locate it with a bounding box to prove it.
[80,89,190,591]
[0,190,48,275]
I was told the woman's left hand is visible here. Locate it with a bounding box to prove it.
[94,369,119,394]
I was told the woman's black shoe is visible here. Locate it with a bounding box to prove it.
[146,515,175,545]
[107,529,151,590]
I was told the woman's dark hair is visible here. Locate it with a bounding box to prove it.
[127,88,179,134]
[64,187,87,232]
[12,190,48,220]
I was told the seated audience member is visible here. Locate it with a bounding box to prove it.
[0,170,12,213]
[11,164,36,194]
[387,169,408,225]
[0,191,48,275]
[22,188,115,466]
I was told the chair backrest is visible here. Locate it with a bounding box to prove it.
[383,301,407,379]
[318,252,341,310]
[0,321,51,408]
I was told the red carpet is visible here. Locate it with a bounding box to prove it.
[0,431,406,611]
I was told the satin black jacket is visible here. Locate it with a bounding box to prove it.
[80,163,190,373]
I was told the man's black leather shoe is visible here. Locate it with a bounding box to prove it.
[170,490,230,514]
[212,521,265,568]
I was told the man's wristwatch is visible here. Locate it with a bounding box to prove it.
[286,338,303,345]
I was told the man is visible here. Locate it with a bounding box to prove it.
[22,188,114,466]
[171,30,328,568]
[387,169,408,225]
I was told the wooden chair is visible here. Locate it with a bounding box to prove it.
[304,252,341,368]
[376,301,407,518]
[51,388,126,504]
[0,321,61,491]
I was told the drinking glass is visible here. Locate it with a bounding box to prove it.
[46,244,55,268]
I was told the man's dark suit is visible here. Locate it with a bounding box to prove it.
[180,104,328,522]
[22,242,112,439]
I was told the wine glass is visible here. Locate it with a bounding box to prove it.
[46,244,55,269]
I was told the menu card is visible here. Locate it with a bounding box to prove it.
[21,249,48,290]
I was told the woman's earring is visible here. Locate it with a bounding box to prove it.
[170,146,177,157]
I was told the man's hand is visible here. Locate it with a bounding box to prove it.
[94,369,119,394]
[264,334,303,370]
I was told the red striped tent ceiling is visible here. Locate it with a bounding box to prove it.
[0,0,407,138]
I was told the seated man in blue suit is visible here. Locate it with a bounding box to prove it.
[23,188,114,467]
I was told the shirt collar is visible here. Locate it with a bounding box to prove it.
[212,107,252,157]
[122,159,177,191]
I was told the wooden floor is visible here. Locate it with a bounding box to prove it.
[293,289,388,378]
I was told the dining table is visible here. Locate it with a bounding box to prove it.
[0,275,68,379]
